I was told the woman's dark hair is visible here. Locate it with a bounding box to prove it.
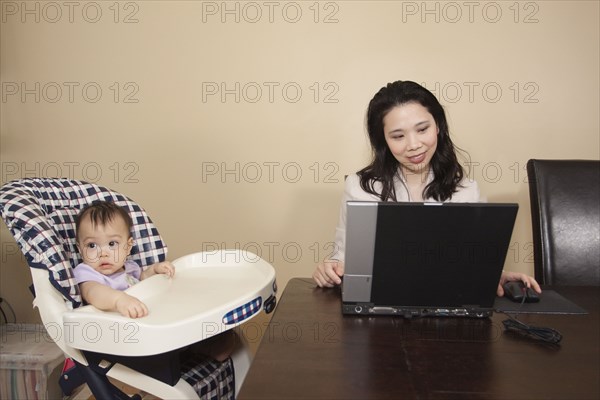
[358,80,465,201]
[75,201,133,241]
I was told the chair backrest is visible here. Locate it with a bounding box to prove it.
[0,178,168,307]
[527,159,600,285]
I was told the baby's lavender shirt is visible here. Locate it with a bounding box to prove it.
[74,260,141,291]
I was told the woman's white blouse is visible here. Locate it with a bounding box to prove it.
[330,171,481,262]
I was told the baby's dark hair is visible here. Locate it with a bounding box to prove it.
[75,201,133,241]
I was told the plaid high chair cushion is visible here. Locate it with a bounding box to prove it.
[182,353,235,399]
[0,178,167,307]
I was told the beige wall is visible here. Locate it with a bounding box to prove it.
[1,1,599,324]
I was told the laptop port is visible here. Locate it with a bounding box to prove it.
[354,306,363,313]
[370,307,395,314]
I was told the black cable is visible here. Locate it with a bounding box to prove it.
[0,297,17,324]
[502,315,563,344]
[0,305,7,324]
[501,288,562,345]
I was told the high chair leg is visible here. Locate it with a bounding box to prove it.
[74,360,140,400]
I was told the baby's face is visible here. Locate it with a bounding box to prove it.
[77,216,133,275]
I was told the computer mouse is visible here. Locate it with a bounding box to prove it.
[503,281,540,303]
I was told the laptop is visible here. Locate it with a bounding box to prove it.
[342,201,518,318]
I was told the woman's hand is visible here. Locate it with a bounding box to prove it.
[497,270,542,297]
[313,260,344,288]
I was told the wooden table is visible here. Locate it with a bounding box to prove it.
[238,278,599,399]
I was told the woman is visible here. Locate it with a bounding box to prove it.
[313,80,540,297]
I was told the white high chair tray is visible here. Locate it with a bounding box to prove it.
[62,250,276,356]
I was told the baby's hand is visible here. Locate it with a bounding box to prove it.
[115,293,148,318]
[152,261,175,277]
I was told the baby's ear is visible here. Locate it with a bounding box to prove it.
[127,237,134,252]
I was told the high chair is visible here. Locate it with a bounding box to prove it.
[0,178,277,399]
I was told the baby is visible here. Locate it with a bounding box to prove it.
[73,201,175,318]
[73,201,234,360]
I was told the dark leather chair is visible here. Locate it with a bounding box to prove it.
[527,159,600,285]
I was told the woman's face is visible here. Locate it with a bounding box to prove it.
[383,102,439,179]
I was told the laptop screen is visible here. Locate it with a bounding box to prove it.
[343,202,518,311]
[371,202,517,308]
